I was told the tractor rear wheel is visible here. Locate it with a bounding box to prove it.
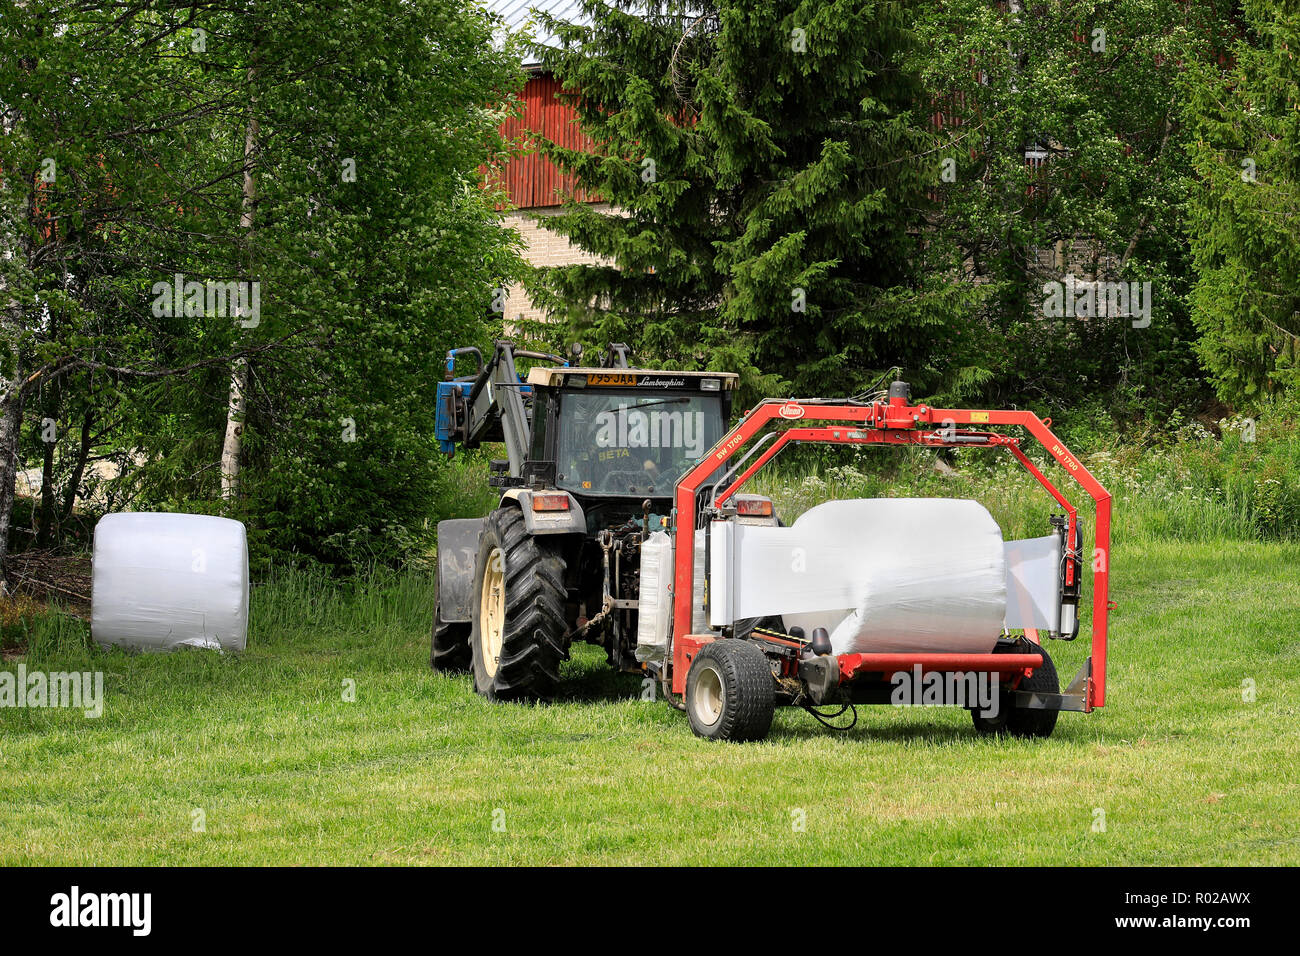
[685,639,776,742]
[971,638,1060,739]
[430,609,471,672]
[469,507,569,701]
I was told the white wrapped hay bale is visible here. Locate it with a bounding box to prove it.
[709,498,1006,654]
[824,498,1005,655]
[92,513,249,652]
[635,531,673,662]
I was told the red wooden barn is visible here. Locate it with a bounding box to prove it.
[484,1,608,326]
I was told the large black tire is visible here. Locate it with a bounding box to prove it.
[430,610,471,672]
[469,507,569,701]
[685,639,776,742]
[972,638,1060,739]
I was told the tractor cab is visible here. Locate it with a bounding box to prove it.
[434,341,737,520]
[524,367,736,503]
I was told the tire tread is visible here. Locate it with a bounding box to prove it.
[972,638,1060,739]
[686,639,775,742]
[472,507,569,701]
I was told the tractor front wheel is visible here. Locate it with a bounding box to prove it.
[685,639,775,742]
[469,507,569,701]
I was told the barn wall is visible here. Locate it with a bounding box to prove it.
[494,72,610,325]
[497,72,595,210]
[500,203,613,329]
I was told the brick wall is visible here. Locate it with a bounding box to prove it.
[501,203,613,329]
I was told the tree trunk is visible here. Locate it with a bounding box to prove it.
[220,102,258,503]
[220,357,249,501]
[0,386,26,595]
[0,160,36,593]
[37,423,55,546]
[37,376,60,547]
[60,409,94,525]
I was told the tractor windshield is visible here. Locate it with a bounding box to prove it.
[555,390,725,497]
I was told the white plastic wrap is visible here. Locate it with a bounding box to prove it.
[1004,534,1063,630]
[825,499,1005,654]
[635,529,710,662]
[691,528,709,634]
[635,531,673,662]
[92,512,250,653]
[640,499,1061,658]
[708,498,1006,654]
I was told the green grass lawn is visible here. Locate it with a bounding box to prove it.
[2,537,1298,866]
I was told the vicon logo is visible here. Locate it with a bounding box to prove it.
[777,403,804,420]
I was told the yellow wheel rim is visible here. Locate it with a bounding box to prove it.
[479,547,505,677]
[691,663,725,726]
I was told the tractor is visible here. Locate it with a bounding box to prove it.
[432,341,745,699]
[432,341,1112,742]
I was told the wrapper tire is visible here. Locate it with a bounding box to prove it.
[972,638,1060,739]
[685,639,775,742]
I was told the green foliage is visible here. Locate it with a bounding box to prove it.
[524,1,974,404]
[152,0,524,569]
[521,1,1262,424]
[912,0,1216,419]
[1,1,525,570]
[1170,398,1300,539]
[1185,1,1300,406]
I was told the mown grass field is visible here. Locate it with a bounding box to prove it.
[2,528,1298,865]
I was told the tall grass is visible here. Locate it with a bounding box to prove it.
[436,399,1298,550]
[14,565,436,670]
[431,450,499,524]
[250,563,435,656]
[13,603,96,669]
[745,411,1298,549]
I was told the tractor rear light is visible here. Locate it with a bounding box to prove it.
[736,498,773,517]
[532,494,570,512]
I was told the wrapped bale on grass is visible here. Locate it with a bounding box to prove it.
[92,513,249,652]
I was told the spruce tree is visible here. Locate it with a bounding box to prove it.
[1186,1,1300,405]
[525,1,973,402]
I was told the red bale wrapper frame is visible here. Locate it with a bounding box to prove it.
[668,391,1112,711]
